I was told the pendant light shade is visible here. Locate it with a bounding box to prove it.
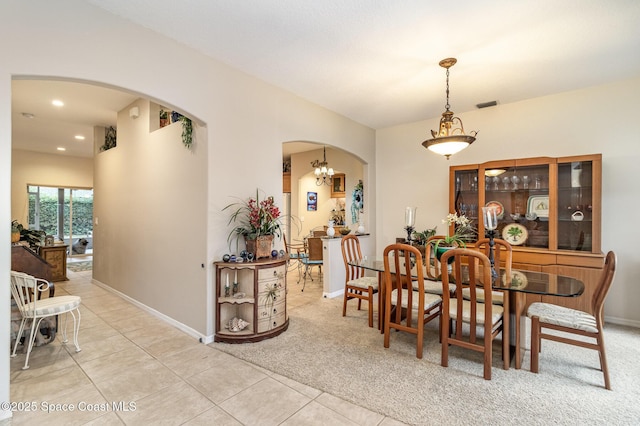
[422,58,477,160]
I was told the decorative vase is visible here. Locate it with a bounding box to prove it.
[436,246,455,264]
[246,235,274,259]
[11,231,20,243]
[327,220,335,238]
[357,222,365,234]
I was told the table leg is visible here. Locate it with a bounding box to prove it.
[513,291,526,369]
[377,271,384,333]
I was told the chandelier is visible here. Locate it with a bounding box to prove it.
[422,58,477,160]
[311,146,334,186]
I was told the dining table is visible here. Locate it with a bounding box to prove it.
[348,257,585,369]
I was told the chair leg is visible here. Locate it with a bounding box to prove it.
[342,288,349,317]
[530,316,540,373]
[11,318,27,357]
[367,287,374,328]
[441,316,449,367]
[484,335,492,380]
[70,309,82,353]
[22,317,44,370]
[596,330,611,390]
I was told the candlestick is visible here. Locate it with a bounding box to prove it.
[405,207,416,228]
[232,269,239,295]
[224,273,230,297]
[482,206,499,280]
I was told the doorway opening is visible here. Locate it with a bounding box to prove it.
[28,185,94,258]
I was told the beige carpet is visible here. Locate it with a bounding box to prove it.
[67,260,92,272]
[212,291,640,425]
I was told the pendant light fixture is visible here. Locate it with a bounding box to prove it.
[311,146,334,186]
[422,58,477,160]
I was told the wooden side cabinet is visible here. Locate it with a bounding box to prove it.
[39,245,68,281]
[214,257,288,343]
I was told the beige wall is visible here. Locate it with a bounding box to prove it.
[376,76,640,327]
[11,150,94,225]
[289,147,365,238]
[0,1,376,411]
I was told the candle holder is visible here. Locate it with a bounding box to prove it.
[405,207,417,244]
[405,226,415,244]
[482,206,499,280]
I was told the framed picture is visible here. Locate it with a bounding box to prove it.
[331,173,345,198]
[307,192,317,211]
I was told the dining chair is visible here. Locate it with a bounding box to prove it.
[10,270,82,370]
[383,243,442,359]
[527,250,617,390]
[440,248,509,380]
[283,233,305,274]
[341,235,379,328]
[298,237,323,291]
[468,237,513,305]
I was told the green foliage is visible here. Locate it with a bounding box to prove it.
[28,195,93,237]
[11,220,45,249]
[100,126,117,152]
[180,116,193,148]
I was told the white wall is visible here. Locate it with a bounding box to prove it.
[11,150,94,224]
[376,77,640,327]
[0,1,375,417]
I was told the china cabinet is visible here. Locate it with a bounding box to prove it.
[214,257,288,343]
[449,154,603,313]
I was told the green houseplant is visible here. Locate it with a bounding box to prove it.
[224,189,285,258]
[429,213,476,262]
[179,115,193,148]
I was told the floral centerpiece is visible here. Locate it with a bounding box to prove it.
[224,189,285,258]
[430,213,476,261]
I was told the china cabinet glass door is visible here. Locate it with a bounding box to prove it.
[557,159,595,252]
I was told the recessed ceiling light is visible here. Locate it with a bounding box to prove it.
[21,112,35,119]
[52,100,64,107]
[74,135,85,140]
[56,147,66,151]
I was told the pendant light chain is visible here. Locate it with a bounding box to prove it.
[445,66,451,112]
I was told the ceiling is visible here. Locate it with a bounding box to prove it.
[12,1,640,158]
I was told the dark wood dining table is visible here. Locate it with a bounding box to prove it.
[348,257,584,369]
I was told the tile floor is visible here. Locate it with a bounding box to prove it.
[6,264,405,425]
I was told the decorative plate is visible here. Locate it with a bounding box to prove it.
[502,223,528,245]
[503,270,528,289]
[527,196,549,219]
[485,201,504,219]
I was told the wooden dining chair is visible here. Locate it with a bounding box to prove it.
[440,248,509,380]
[469,238,513,306]
[527,250,617,390]
[341,235,379,328]
[383,243,442,359]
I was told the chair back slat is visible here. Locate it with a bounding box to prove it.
[475,238,513,280]
[341,235,364,281]
[10,271,48,318]
[593,251,617,319]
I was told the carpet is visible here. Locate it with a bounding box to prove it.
[67,261,92,272]
[212,295,640,425]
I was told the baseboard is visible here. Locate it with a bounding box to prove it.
[605,315,640,329]
[91,278,214,344]
[323,289,344,299]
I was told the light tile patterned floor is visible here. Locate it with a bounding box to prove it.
[6,266,406,425]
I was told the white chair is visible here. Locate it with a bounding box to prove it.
[10,271,82,369]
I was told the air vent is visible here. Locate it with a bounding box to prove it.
[476,101,498,109]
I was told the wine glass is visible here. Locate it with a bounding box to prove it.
[522,175,530,189]
[492,176,500,190]
[502,176,511,190]
[511,175,520,190]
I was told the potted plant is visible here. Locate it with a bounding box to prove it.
[11,220,20,243]
[159,109,169,127]
[429,213,476,262]
[11,220,46,249]
[224,189,286,259]
[179,115,193,148]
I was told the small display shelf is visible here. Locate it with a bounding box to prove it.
[214,257,288,343]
